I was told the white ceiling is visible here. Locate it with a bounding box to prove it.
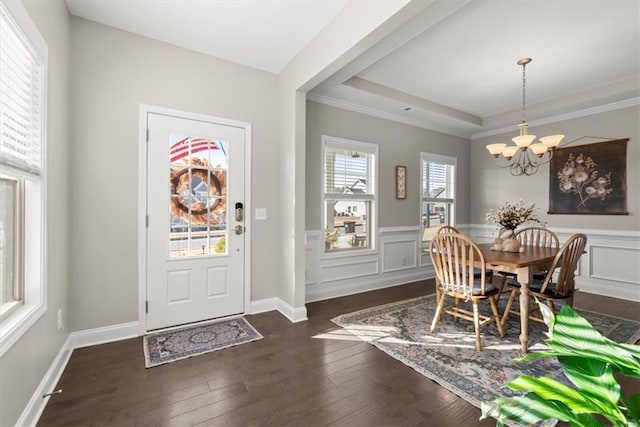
[65,0,640,139]
[65,0,349,74]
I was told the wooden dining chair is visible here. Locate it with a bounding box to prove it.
[434,225,494,304]
[495,226,560,302]
[515,226,560,249]
[429,233,504,351]
[501,233,587,325]
[437,225,460,234]
[437,225,493,279]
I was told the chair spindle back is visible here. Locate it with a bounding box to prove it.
[539,233,587,296]
[429,233,488,299]
[515,227,560,248]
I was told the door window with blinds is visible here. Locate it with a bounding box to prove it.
[0,2,46,323]
[322,136,377,253]
[421,153,456,243]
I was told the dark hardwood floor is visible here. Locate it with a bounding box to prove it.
[39,280,639,426]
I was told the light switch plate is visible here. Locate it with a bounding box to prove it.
[255,208,267,220]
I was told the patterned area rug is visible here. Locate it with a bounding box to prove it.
[332,294,640,423]
[143,317,263,368]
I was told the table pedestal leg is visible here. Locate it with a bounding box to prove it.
[519,283,529,353]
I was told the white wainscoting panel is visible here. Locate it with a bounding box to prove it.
[382,239,418,273]
[321,257,379,283]
[467,224,640,302]
[306,226,433,302]
[589,245,640,285]
[306,225,639,303]
[305,231,321,286]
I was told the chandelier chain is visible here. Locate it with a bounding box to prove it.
[521,61,526,123]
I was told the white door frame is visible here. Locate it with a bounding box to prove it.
[137,104,252,335]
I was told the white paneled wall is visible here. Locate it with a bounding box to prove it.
[305,225,640,303]
[305,227,432,302]
[469,225,640,301]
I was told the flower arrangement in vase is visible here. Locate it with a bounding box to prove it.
[486,200,544,252]
[324,228,339,250]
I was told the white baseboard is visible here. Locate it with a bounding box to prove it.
[249,298,279,315]
[276,299,308,323]
[250,297,308,323]
[17,321,140,426]
[70,321,139,349]
[577,279,640,302]
[16,335,73,427]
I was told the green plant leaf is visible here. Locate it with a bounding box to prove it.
[507,375,602,413]
[572,412,609,427]
[538,299,556,330]
[482,301,639,427]
[516,304,640,378]
[480,393,603,426]
[557,356,621,411]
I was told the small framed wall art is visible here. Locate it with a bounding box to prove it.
[396,165,406,199]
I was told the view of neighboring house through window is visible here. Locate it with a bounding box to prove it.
[322,136,377,253]
[421,153,456,244]
[0,2,45,324]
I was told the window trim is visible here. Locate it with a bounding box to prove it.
[0,0,48,358]
[321,135,378,256]
[420,152,456,247]
[0,178,25,322]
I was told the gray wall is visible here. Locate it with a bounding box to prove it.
[69,17,281,331]
[306,100,471,230]
[0,0,71,425]
[470,106,639,231]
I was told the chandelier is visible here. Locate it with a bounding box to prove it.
[486,58,564,176]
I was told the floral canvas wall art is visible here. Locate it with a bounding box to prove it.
[548,139,628,215]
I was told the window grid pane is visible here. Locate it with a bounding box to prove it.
[323,139,376,253]
[422,162,455,199]
[324,148,371,194]
[421,155,456,243]
[169,135,227,258]
[325,199,371,251]
[0,179,20,307]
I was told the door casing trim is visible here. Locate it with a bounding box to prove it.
[137,104,252,335]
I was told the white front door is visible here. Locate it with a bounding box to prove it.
[145,112,246,331]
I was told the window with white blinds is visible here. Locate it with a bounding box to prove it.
[421,153,456,243]
[322,136,377,253]
[0,0,46,336]
[0,3,43,177]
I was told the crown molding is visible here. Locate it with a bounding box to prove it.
[471,97,640,140]
[307,94,639,142]
[306,92,470,139]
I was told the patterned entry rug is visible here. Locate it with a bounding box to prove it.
[332,294,640,421]
[143,317,263,368]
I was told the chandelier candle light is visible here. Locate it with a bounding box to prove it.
[486,58,565,176]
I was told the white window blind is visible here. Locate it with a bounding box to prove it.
[422,153,455,201]
[324,146,374,196]
[0,4,43,177]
